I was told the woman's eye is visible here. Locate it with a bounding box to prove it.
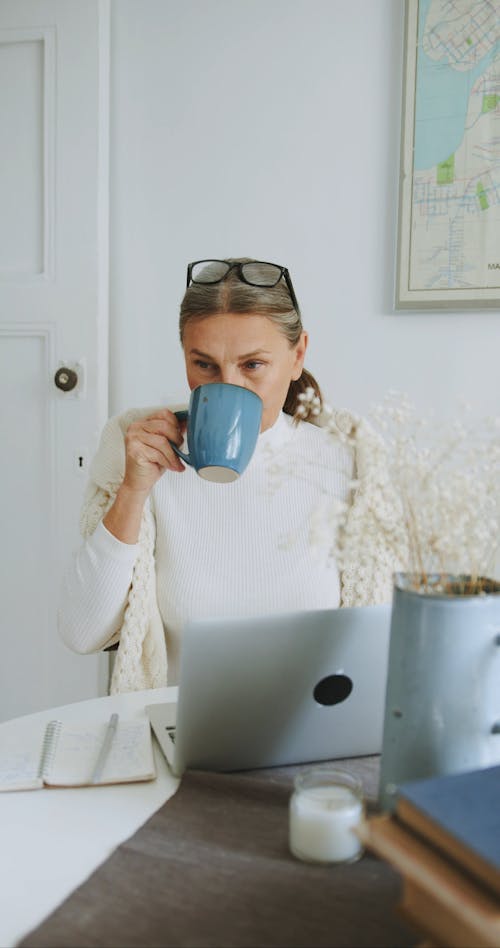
[244,361,264,371]
[194,360,215,371]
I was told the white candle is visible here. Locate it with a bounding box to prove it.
[289,769,364,864]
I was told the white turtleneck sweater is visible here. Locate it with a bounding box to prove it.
[59,412,353,683]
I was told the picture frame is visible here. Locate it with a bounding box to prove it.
[396,0,500,310]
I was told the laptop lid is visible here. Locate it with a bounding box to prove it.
[152,604,391,775]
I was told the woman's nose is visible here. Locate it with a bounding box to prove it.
[220,367,244,386]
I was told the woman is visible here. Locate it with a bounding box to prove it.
[59,258,406,693]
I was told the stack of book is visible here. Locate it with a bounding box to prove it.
[359,765,500,948]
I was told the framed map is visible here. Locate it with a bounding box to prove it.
[396,0,500,309]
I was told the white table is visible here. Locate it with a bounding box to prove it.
[0,687,180,948]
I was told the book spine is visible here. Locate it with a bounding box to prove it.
[400,877,499,948]
[38,720,62,779]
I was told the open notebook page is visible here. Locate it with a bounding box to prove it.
[0,726,45,791]
[45,719,156,787]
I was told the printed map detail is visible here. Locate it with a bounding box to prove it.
[409,0,500,293]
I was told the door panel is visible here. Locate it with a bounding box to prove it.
[0,1,109,720]
[1,329,53,716]
[0,34,46,275]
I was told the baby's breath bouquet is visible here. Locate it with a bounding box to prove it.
[369,392,500,594]
[296,389,500,596]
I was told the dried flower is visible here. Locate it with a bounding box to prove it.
[295,387,322,421]
[303,392,500,596]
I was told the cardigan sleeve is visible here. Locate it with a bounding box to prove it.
[58,406,172,691]
[58,410,144,654]
[58,520,139,654]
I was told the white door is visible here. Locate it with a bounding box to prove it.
[0,0,109,720]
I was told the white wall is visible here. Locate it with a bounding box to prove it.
[109,0,500,422]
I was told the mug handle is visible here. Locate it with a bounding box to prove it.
[170,409,192,466]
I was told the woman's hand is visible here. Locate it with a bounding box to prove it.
[122,409,186,494]
[103,410,186,544]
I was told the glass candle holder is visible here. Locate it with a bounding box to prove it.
[289,767,365,864]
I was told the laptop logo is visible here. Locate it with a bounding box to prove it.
[313,674,353,706]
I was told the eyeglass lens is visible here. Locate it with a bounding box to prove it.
[241,262,282,286]
[190,260,230,283]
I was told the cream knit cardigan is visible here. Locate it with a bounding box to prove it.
[80,406,408,694]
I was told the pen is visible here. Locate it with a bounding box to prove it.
[91,712,119,785]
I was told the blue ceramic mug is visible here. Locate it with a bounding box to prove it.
[171,382,263,483]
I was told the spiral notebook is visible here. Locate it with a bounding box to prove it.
[0,716,156,791]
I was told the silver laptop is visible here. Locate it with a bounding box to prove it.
[147,604,391,776]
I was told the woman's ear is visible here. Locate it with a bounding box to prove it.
[291,331,308,381]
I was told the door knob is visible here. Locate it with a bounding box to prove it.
[54,367,78,392]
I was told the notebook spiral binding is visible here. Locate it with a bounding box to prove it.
[38,720,62,779]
